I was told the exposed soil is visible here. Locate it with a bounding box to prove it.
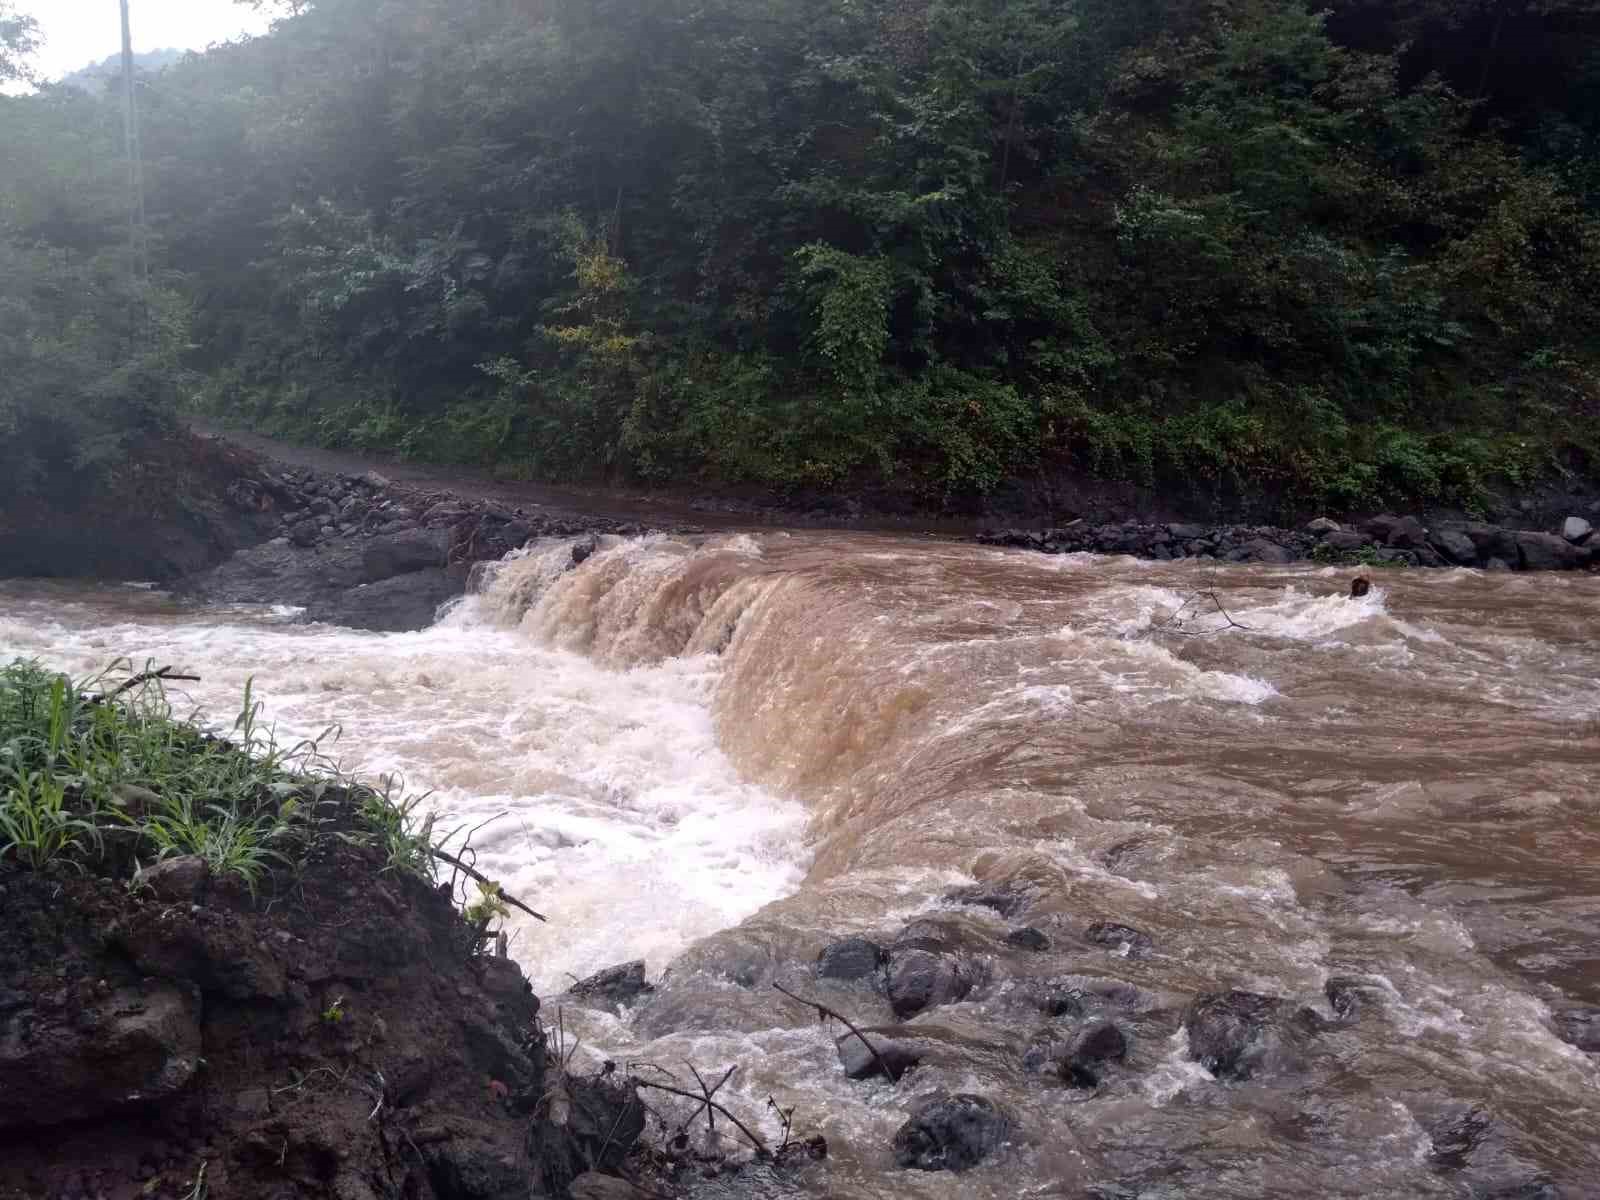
[0,812,644,1200]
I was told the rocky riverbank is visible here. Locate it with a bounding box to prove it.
[177,451,675,631]
[977,511,1599,571]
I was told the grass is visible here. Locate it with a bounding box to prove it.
[0,657,446,896]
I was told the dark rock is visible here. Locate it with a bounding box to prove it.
[816,936,886,982]
[1062,1020,1128,1088]
[1323,530,1373,553]
[1385,515,1430,550]
[0,981,202,1130]
[139,855,209,901]
[892,1094,1011,1173]
[1485,556,1513,572]
[1428,528,1480,565]
[893,919,956,954]
[887,949,971,1018]
[526,1077,646,1196]
[1242,537,1294,564]
[1004,926,1050,952]
[836,1033,922,1081]
[1554,1007,1600,1052]
[1516,531,1585,571]
[1033,980,1087,1018]
[570,534,601,566]
[945,881,1032,918]
[305,567,460,632]
[1324,976,1381,1022]
[362,529,449,581]
[289,517,322,547]
[569,961,654,1011]
[1305,517,1341,535]
[1562,515,1593,543]
[1463,522,1519,562]
[1184,990,1285,1080]
[1167,523,1207,541]
[1084,921,1153,959]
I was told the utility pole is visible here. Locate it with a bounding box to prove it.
[119,0,147,284]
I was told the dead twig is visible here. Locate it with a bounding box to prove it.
[679,1062,737,1135]
[1149,590,1252,638]
[427,845,546,922]
[94,666,200,704]
[773,980,900,1083]
[632,1077,769,1159]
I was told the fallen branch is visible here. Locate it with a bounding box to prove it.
[94,666,200,704]
[1150,590,1251,638]
[632,1077,769,1158]
[680,1063,737,1136]
[773,981,900,1083]
[427,846,546,922]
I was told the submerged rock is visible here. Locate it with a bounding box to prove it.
[836,1032,922,1081]
[1005,926,1050,952]
[1062,1020,1129,1088]
[569,960,655,1011]
[887,949,971,1018]
[1084,921,1153,959]
[1184,990,1286,1080]
[816,936,885,982]
[945,881,1033,918]
[892,1094,1011,1172]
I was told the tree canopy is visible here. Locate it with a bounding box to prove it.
[4,0,1599,512]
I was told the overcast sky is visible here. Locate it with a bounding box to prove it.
[18,0,269,81]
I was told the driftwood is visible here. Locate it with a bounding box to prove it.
[632,1073,769,1158]
[93,666,200,704]
[427,845,547,922]
[772,980,901,1083]
[1150,590,1251,637]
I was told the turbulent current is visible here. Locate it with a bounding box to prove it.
[4,532,1599,1198]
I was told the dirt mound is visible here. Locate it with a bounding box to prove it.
[0,835,641,1200]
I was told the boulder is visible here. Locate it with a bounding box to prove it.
[892,919,957,954]
[892,1094,1011,1172]
[1084,921,1153,959]
[1561,516,1593,544]
[1004,926,1050,952]
[1323,530,1373,554]
[0,981,202,1130]
[1184,990,1286,1080]
[1305,517,1341,535]
[1515,531,1585,571]
[568,961,654,1012]
[836,1033,922,1081]
[1428,529,1480,566]
[816,936,886,982]
[1242,538,1295,564]
[886,949,971,1018]
[945,881,1032,918]
[1167,523,1208,541]
[1061,1020,1128,1088]
[1554,1007,1600,1053]
[362,529,449,581]
[1383,516,1430,550]
[1462,522,1519,563]
[305,568,461,632]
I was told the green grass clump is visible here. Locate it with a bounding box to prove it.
[0,658,441,894]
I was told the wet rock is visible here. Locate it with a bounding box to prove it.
[1554,1007,1600,1052]
[139,855,209,901]
[569,961,654,1011]
[1005,926,1050,952]
[1167,523,1207,541]
[1033,979,1087,1018]
[304,567,460,632]
[1305,517,1341,535]
[1515,531,1586,571]
[836,1032,922,1081]
[1324,976,1382,1022]
[887,949,971,1018]
[1485,556,1513,572]
[361,528,449,581]
[570,534,601,566]
[893,918,957,954]
[1560,515,1592,543]
[1323,530,1373,554]
[1184,990,1285,1080]
[1462,522,1519,563]
[0,981,202,1130]
[1242,537,1294,564]
[816,936,886,982]
[1428,528,1480,566]
[892,1094,1011,1173]
[1062,1020,1128,1088]
[570,1174,655,1200]
[1084,921,1153,959]
[945,881,1032,918]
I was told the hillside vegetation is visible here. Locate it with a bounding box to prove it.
[3,0,1600,514]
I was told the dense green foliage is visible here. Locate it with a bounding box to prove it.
[4,0,1600,510]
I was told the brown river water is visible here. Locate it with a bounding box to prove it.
[4,533,1599,1198]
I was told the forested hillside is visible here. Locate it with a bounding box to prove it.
[4,0,1600,513]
